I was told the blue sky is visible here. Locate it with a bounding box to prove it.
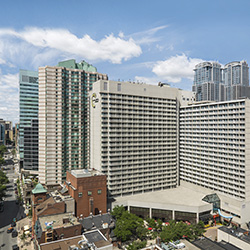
[1,0,250,123]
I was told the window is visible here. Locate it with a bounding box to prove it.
[98,189,102,195]
[88,191,92,196]
[104,82,108,90]
[78,192,83,198]
[117,83,121,91]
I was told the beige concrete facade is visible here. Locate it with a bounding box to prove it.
[113,185,212,223]
[89,80,195,197]
[38,65,107,186]
[180,99,250,227]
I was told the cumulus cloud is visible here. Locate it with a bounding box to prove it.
[0,27,142,64]
[0,72,19,123]
[152,54,203,83]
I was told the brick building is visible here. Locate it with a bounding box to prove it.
[34,212,82,245]
[66,169,107,218]
[31,184,75,237]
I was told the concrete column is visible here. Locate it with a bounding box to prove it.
[196,212,199,224]
[149,208,152,218]
[127,205,130,212]
[172,210,175,220]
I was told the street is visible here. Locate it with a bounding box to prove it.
[0,160,25,250]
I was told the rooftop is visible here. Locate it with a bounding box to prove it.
[80,213,114,231]
[69,169,105,179]
[114,185,212,212]
[50,190,74,203]
[32,183,47,194]
[192,237,241,250]
[218,226,250,244]
[40,230,112,250]
[39,212,80,231]
[40,235,83,250]
[84,230,112,248]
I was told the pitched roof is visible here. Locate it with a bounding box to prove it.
[36,196,56,216]
[32,183,47,194]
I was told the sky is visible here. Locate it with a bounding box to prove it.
[1,0,250,124]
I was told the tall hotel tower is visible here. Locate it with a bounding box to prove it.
[89,80,195,197]
[38,60,108,186]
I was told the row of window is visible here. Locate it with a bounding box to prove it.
[78,189,102,197]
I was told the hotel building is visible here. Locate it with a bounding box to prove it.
[89,80,195,197]
[180,99,250,226]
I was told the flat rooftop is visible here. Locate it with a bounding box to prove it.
[40,235,83,250]
[114,185,212,212]
[50,190,74,203]
[39,212,80,231]
[70,169,105,178]
[40,230,112,250]
[219,226,250,244]
[84,230,112,248]
[192,237,241,250]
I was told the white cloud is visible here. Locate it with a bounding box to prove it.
[127,25,168,45]
[0,27,142,64]
[0,58,6,64]
[152,54,203,83]
[0,72,19,123]
[0,73,19,88]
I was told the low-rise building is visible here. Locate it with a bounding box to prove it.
[218,226,250,250]
[34,212,81,245]
[32,184,75,235]
[39,229,113,250]
[113,185,212,224]
[66,169,107,218]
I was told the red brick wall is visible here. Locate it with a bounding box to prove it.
[37,202,65,217]
[32,193,47,234]
[39,224,82,244]
[66,172,107,218]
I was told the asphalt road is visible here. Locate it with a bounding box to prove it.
[0,162,25,250]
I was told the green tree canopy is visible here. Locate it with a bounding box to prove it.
[160,220,205,242]
[0,145,7,157]
[0,169,9,200]
[112,206,147,242]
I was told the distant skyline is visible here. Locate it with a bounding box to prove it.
[1,0,250,123]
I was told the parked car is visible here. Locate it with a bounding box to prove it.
[7,227,13,233]
[12,230,18,238]
[12,244,19,250]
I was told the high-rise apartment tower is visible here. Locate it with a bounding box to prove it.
[192,62,223,102]
[38,59,108,186]
[223,61,250,100]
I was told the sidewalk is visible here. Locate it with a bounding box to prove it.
[16,216,34,250]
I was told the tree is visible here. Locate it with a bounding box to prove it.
[11,149,16,157]
[0,157,5,166]
[192,221,205,238]
[112,206,147,242]
[0,170,9,200]
[160,220,205,243]
[0,145,7,157]
[111,205,126,220]
[127,240,147,250]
